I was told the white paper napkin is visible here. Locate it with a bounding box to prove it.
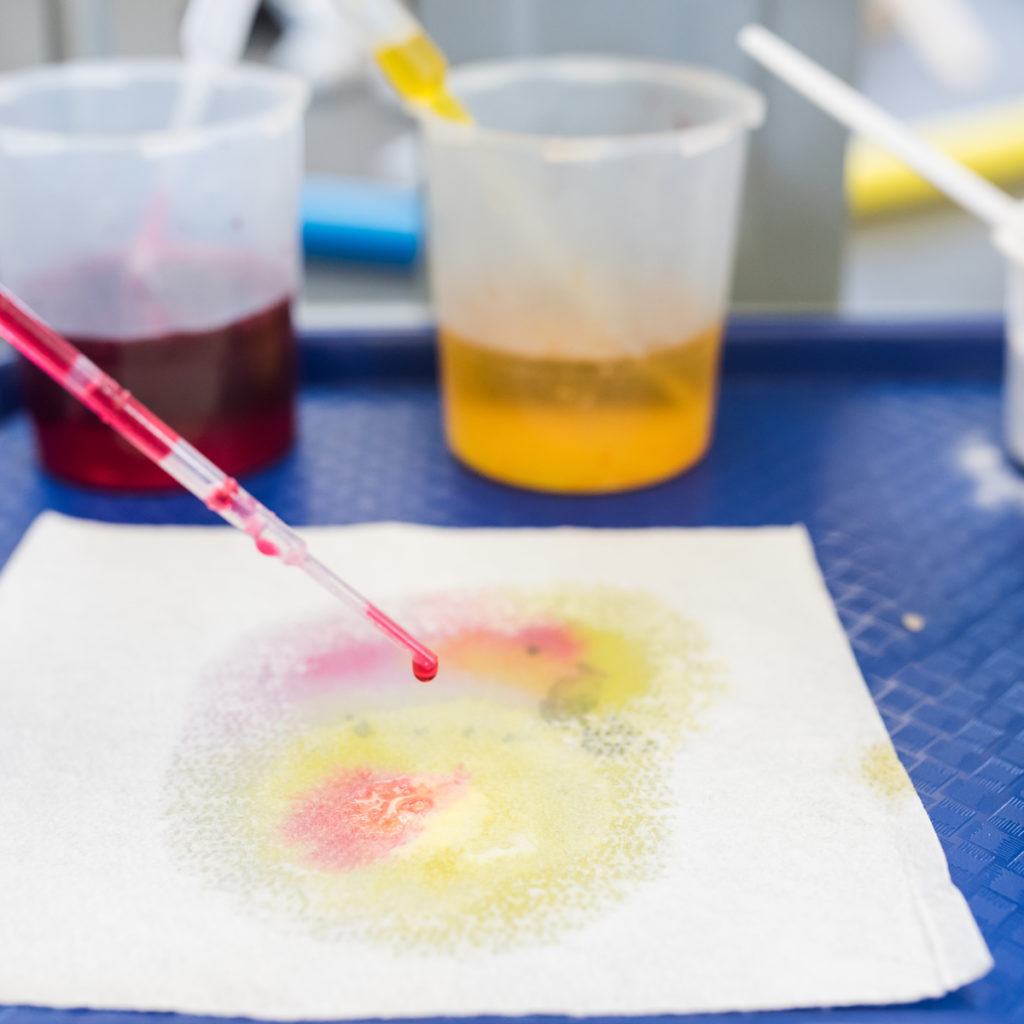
[0,513,991,1018]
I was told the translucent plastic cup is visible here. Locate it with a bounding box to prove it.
[420,56,764,494]
[0,60,309,489]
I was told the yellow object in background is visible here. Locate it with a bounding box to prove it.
[374,30,471,122]
[847,96,1024,217]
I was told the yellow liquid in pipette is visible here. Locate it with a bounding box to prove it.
[374,31,471,122]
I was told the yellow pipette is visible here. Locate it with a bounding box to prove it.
[343,0,470,122]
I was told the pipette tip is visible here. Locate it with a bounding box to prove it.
[412,652,439,682]
[365,602,439,682]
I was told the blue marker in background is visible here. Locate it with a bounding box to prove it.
[301,176,423,265]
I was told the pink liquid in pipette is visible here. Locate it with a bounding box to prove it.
[0,291,177,463]
[255,536,280,557]
[0,286,439,684]
[206,477,240,513]
[367,604,439,681]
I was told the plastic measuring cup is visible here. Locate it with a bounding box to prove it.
[0,60,308,489]
[419,56,764,494]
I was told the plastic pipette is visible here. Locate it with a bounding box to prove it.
[172,0,262,129]
[0,286,438,682]
[738,24,1019,230]
[131,0,264,280]
[341,0,470,121]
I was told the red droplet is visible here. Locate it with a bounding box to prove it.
[412,652,438,682]
[365,603,438,682]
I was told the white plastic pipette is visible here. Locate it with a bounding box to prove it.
[171,0,263,130]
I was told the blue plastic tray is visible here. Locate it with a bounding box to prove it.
[1,317,1022,1024]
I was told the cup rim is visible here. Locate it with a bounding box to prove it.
[0,58,310,154]
[415,54,766,159]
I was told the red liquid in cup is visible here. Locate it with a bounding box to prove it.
[18,271,296,490]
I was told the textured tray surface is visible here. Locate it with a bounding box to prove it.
[0,323,1022,1022]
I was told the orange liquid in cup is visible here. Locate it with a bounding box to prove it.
[439,323,723,494]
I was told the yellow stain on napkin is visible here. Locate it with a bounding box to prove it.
[861,742,913,799]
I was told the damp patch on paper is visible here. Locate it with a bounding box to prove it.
[164,585,722,952]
